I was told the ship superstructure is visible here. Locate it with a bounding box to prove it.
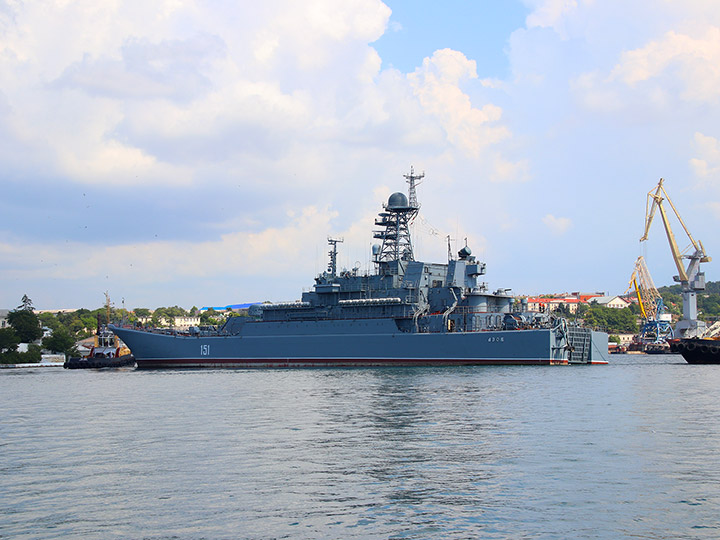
[111,169,609,368]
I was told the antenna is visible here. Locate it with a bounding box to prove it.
[104,291,112,326]
[403,165,424,220]
[327,237,344,276]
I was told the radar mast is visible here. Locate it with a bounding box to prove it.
[327,237,344,276]
[373,168,422,266]
[404,165,424,221]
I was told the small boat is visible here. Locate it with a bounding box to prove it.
[669,338,720,364]
[64,325,135,369]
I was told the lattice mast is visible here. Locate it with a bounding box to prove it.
[373,167,422,264]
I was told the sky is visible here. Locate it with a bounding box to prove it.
[2,0,720,310]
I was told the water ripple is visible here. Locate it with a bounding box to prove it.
[1,358,720,539]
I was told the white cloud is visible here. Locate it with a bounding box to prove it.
[542,214,572,235]
[54,34,226,102]
[0,204,337,286]
[408,49,512,160]
[0,0,397,190]
[691,132,720,184]
[571,24,720,115]
[491,155,531,183]
[525,0,579,35]
[1,0,527,204]
[609,27,720,103]
[9,0,720,308]
[707,201,720,219]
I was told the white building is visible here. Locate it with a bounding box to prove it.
[172,316,201,331]
[591,296,631,309]
[136,315,200,330]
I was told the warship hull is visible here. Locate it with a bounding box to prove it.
[110,323,609,368]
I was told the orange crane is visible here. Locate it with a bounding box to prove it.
[627,256,673,343]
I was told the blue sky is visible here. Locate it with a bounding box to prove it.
[2,0,720,310]
[373,0,528,76]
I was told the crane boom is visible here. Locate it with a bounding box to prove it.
[626,256,674,344]
[633,277,647,320]
[626,256,664,322]
[641,180,683,280]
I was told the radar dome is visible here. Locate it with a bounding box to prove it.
[387,192,409,209]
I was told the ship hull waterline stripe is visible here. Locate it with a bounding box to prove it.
[133,357,571,368]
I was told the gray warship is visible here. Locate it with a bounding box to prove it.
[110,169,609,368]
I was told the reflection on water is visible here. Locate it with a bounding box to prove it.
[1,356,719,539]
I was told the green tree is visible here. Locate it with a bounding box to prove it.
[38,312,61,332]
[0,336,41,364]
[0,349,22,364]
[7,309,43,343]
[0,328,20,353]
[164,306,188,318]
[200,309,221,325]
[151,310,167,327]
[23,344,42,363]
[580,305,638,334]
[77,311,99,335]
[16,294,34,311]
[43,327,77,356]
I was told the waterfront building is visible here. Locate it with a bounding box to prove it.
[590,296,631,309]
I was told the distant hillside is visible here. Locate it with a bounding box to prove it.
[657,281,720,320]
[657,280,720,295]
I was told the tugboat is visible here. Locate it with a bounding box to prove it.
[65,295,135,369]
[64,325,135,369]
[110,168,610,368]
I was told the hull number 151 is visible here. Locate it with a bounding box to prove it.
[200,344,210,356]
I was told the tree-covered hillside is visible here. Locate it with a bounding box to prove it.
[658,280,720,320]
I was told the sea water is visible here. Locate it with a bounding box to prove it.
[1,355,719,539]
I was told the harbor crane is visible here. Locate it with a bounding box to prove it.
[640,178,711,338]
[626,256,673,343]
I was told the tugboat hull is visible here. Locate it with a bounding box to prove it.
[670,338,720,364]
[64,354,136,369]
